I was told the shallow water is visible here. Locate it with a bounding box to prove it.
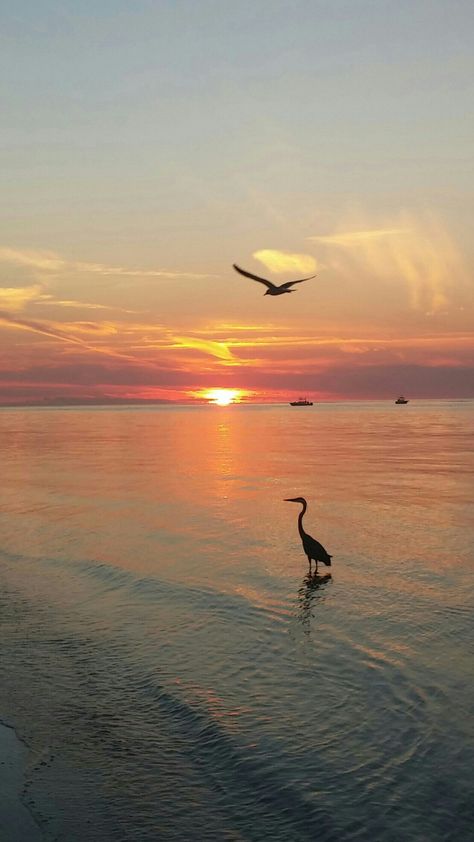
[0,402,473,841]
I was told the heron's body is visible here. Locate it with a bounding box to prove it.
[233,264,316,296]
[285,497,332,572]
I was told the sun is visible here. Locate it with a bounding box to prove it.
[190,387,252,405]
[202,388,241,406]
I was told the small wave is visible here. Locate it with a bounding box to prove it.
[0,581,339,840]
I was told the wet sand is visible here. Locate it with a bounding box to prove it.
[0,721,43,841]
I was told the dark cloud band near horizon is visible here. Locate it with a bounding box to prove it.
[1,357,472,403]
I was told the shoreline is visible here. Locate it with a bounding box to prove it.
[0,720,43,841]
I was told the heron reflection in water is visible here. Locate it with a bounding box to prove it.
[298,572,332,636]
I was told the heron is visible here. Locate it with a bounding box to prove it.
[233,264,316,296]
[284,497,332,573]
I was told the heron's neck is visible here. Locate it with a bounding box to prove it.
[297,502,307,538]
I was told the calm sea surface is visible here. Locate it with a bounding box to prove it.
[0,402,473,841]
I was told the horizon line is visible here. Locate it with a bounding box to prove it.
[0,397,473,409]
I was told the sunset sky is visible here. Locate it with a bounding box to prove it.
[1,0,473,403]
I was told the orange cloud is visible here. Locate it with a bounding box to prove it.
[57,321,119,336]
[170,336,236,363]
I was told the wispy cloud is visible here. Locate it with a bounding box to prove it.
[309,214,470,314]
[0,246,211,280]
[202,322,285,335]
[0,248,64,271]
[56,321,119,336]
[253,249,317,275]
[72,262,211,279]
[114,326,238,364]
[0,310,138,361]
[309,228,406,246]
[170,336,235,362]
[0,282,139,318]
[0,309,96,347]
[0,284,44,311]
[37,297,141,314]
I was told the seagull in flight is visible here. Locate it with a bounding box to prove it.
[233,264,316,296]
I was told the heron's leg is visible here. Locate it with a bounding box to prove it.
[307,556,312,573]
[314,560,318,574]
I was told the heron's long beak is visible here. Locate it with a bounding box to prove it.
[284,498,299,502]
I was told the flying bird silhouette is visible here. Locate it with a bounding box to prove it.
[233,264,316,296]
[285,497,332,573]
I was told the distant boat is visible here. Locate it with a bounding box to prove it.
[290,397,313,406]
[395,396,409,404]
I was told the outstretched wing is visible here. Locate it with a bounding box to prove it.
[280,275,316,290]
[233,264,276,290]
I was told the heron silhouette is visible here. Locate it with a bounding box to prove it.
[233,264,316,296]
[285,497,332,573]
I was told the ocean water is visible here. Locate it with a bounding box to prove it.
[0,402,473,841]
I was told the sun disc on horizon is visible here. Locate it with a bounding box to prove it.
[203,388,241,406]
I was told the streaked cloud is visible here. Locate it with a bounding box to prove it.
[253,249,317,275]
[72,262,210,279]
[309,213,470,315]
[0,285,141,318]
[0,309,96,347]
[168,337,236,363]
[203,322,283,333]
[0,248,64,271]
[309,228,406,246]
[0,284,44,311]
[0,246,211,280]
[57,321,118,336]
[37,297,142,314]
[0,310,137,361]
